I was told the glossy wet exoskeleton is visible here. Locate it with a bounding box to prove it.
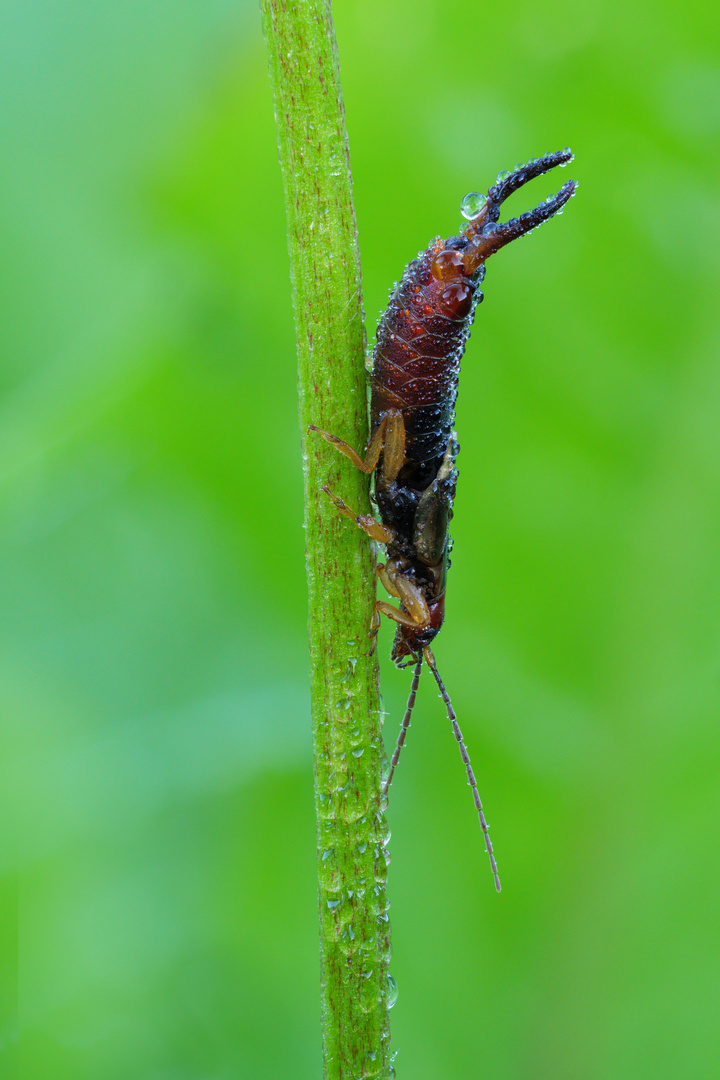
[311,150,577,891]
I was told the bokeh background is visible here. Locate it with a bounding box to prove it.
[2,0,719,1077]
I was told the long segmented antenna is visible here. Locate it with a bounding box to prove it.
[382,657,422,797]
[424,648,501,893]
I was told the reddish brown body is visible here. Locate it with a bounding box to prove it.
[370,235,468,660]
[311,150,577,890]
[368,149,577,663]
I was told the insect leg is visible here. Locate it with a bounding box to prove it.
[366,599,421,657]
[374,601,426,630]
[377,563,431,628]
[382,657,422,797]
[424,647,501,893]
[320,486,395,544]
[309,408,404,478]
[368,592,429,658]
[378,409,405,486]
[308,422,382,473]
[367,562,432,653]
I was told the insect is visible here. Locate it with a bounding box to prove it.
[311,150,577,891]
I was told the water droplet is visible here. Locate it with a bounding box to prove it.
[387,974,399,1008]
[352,747,365,758]
[496,169,512,183]
[327,897,343,910]
[482,222,499,237]
[341,658,358,682]
[318,848,338,889]
[332,768,351,795]
[342,799,373,825]
[439,281,474,319]
[431,248,464,280]
[356,840,368,854]
[337,923,358,956]
[459,191,487,219]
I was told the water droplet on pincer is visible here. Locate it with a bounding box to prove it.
[459,191,487,220]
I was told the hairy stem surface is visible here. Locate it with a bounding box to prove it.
[260,2,392,1077]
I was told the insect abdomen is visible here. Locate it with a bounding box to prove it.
[371,243,484,487]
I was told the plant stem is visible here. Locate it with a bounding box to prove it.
[260,2,392,1078]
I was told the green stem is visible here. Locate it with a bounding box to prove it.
[260,2,392,1078]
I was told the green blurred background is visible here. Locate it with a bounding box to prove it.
[2,0,719,1077]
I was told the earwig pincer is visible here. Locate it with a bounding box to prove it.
[310,150,577,892]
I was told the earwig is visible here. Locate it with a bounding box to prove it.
[311,150,577,891]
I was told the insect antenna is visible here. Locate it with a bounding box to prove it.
[382,657,422,798]
[423,648,502,892]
